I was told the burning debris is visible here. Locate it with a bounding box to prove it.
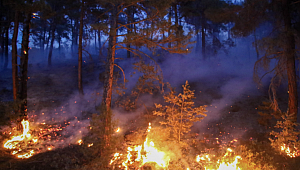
[2,113,89,159]
[110,123,170,169]
[280,144,300,158]
[3,120,37,159]
[196,148,242,170]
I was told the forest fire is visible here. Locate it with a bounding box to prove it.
[110,123,170,169]
[2,115,87,159]
[3,119,37,158]
[280,144,300,158]
[196,148,242,170]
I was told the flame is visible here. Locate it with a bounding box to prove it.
[110,123,170,169]
[217,156,241,170]
[280,144,300,158]
[116,127,120,133]
[197,148,242,170]
[3,120,36,158]
[4,120,31,150]
[3,112,90,158]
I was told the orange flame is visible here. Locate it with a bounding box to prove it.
[280,144,300,158]
[3,120,35,158]
[110,123,170,169]
[196,148,242,170]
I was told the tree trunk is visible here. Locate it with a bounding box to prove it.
[196,30,200,53]
[42,25,46,51]
[201,17,206,60]
[4,26,9,69]
[253,28,259,60]
[174,3,179,47]
[126,7,133,58]
[74,19,79,46]
[102,5,117,148]
[78,0,84,96]
[46,26,51,50]
[48,23,56,67]
[94,30,97,52]
[20,11,31,119]
[283,0,298,122]
[71,18,74,53]
[98,29,101,53]
[168,7,172,48]
[12,11,19,101]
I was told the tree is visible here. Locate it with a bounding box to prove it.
[181,0,230,59]
[153,81,207,143]
[0,0,13,70]
[93,0,192,160]
[217,0,299,122]
[78,0,84,95]
[19,0,33,119]
[12,8,19,101]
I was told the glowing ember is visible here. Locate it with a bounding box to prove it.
[110,123,170,169]
[77,139,83,145]
[2,117,86,158]
[116,127,120,133]
[280,144,300,158]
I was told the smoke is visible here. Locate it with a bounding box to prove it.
[2,34,265,154]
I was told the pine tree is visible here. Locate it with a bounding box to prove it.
[153,81,207,144]
[95,0,193,154]
[227,0,299,122]
[269,113,300,157]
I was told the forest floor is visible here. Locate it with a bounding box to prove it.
[0,54,299,170]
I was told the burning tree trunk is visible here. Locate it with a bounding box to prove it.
[78,0,84,96]
[283,0,298,122]
[12,11,19,101]
[20,10,31,119]
[101,5,118,148]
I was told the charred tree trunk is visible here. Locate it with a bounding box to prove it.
[283,0,298,122]
[48,22,56,67]
[20,11,31,119]
[78,0,84,96]
[102,5,117,148]
[12,11,19,101]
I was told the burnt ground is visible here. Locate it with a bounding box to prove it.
[0,56,300,170]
